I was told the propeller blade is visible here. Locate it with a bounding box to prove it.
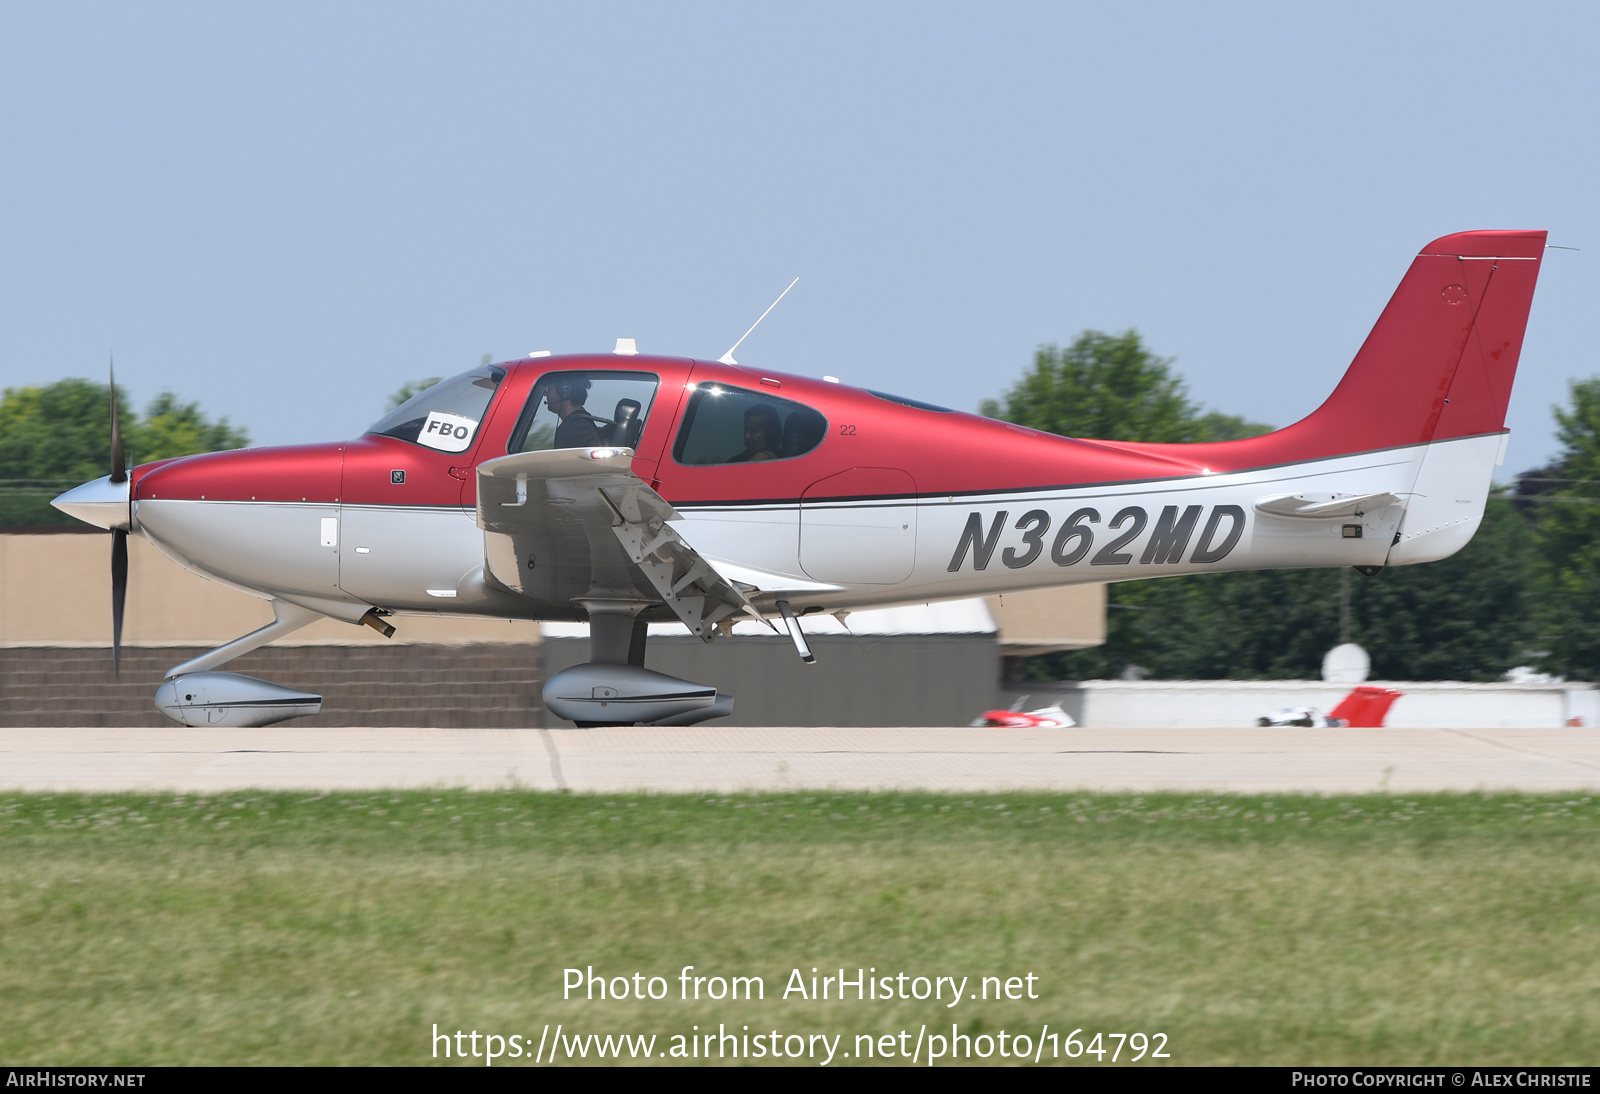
[111,527,128,679]
[109,358,126,485]
[109,358,128,677]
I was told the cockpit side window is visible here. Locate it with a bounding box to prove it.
[507,371,661,453]
[671,384,827,466]
[368,366,506,452]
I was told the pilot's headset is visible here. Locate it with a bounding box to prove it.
[550,375,591,407]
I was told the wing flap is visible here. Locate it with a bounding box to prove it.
[477,448,763,640]
[597,483,767,639]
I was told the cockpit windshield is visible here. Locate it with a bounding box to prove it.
[368,366,506,452]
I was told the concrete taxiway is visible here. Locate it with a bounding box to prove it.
[1,726,1598,794]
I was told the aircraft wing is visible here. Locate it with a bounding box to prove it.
[476,448,765,640]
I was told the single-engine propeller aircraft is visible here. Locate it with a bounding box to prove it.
[53,230,1547,727]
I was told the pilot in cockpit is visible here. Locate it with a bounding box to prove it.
[545,376,607,448]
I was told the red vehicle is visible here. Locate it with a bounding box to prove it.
[1260,687,1405,728]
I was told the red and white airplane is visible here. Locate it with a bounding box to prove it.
[53,229,1546,727]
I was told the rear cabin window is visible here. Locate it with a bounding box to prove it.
[671,384,827,466]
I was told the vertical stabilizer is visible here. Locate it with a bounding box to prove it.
[1114,230,1546,472]
[1269,229,1545,460]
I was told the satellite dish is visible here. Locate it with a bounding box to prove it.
[1322,642,1370,684]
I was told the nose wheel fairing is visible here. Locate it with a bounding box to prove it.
[143,600,328,727]
[155,672,322,727]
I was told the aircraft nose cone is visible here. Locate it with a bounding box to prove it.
[51,475,131,530]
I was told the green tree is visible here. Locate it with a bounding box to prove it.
[1516,377,1600,677]
[0,379,248,527]
[386,378,442,412]
[133,392,250,462]
[979,330,1271,442]
[0,378,137,484]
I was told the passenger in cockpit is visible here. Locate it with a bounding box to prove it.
[728,403,782,463]
[782,408,826,459]
[547,376,606,448]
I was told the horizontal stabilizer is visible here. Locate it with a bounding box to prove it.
[1255,492,1402,519]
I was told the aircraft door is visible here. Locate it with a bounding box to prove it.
[800,468,917,584]
[506,371,663,455]
[653,374,833,578]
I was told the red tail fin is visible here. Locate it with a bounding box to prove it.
[1329,686,1403,728]
[1299,229,1545,452]
[1112,230,1546,471]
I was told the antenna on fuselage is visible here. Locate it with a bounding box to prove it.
[718,277,799,365]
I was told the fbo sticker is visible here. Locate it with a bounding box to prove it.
[418,411,478,453]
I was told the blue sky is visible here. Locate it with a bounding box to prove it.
[1,3,1594,476]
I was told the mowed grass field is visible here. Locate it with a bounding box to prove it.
[1,789,1597,1066]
